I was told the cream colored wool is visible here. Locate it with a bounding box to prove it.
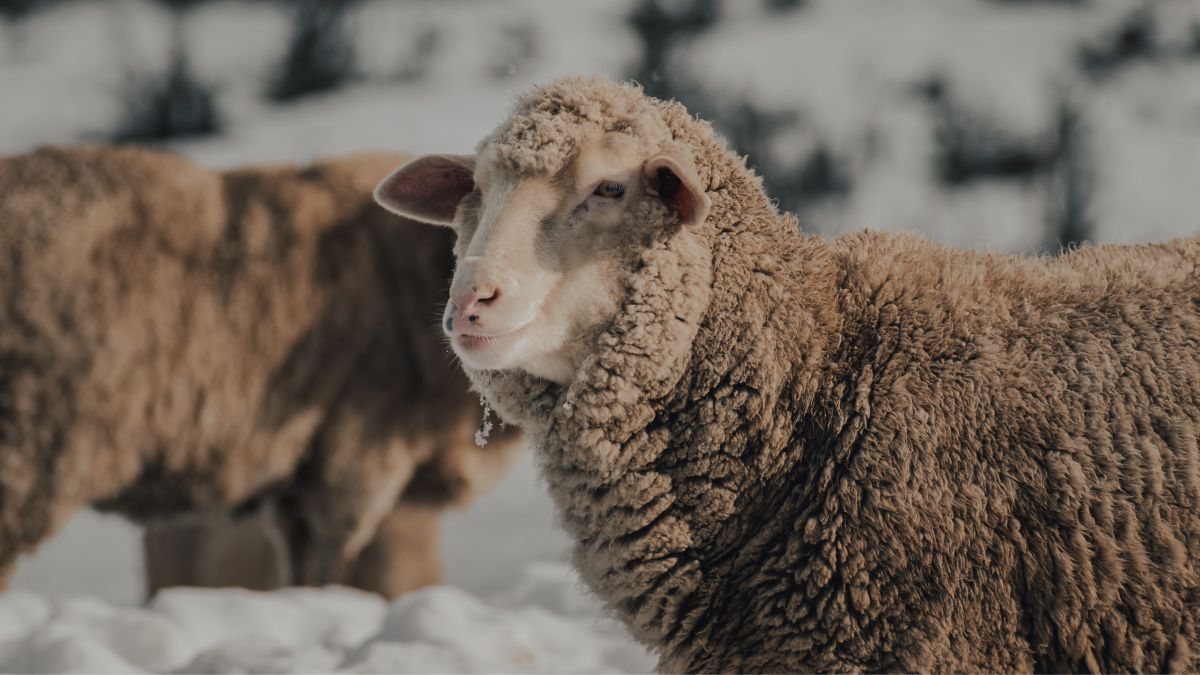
[466,77,1200,672]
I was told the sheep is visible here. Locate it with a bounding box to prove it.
[374,76,1200,672]
[0,145,521,597]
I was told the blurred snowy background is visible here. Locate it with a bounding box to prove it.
[3,0,1200,672]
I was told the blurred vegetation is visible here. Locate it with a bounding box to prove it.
[1077,6,1158,80]
[267,0,359,101]
[0,0,53,52]
[111,43,222,142]
[919,76,1050,187]
[1043,94,1094,252]
[0,0,48,21]
[9,0,1199,250]
[112,0,221,141]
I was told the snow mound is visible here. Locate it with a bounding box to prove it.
[150,586,386,654]
[0,563,653,674]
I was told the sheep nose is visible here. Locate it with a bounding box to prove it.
[451,285,500,326]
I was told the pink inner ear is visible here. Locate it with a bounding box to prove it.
[652,166,697,223]
[376,155,475,225]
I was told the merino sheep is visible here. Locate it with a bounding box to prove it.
[0,145,520,597]
[375,76,1200,672]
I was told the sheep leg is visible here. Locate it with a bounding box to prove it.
[142,503,291,597]
[278,502,344,587]
[286,443,417,588]
[339,503,444,597]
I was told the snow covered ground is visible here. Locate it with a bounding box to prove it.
[4,0,1200,671]
[10,452,573,605]
[2,559,654,674]
[5,451,651,674]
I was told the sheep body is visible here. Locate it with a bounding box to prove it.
[465,78,1200,672]
[0,145,519,592]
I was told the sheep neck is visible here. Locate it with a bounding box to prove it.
[461,77,862,657]
[467,194,847,651]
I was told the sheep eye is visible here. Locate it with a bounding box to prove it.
[592,181,625,199]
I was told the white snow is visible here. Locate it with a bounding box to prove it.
[346,570,649,674]
[7,510,144,606]
[7,454,620,673]
[686,0,1200,248]
[0,562,653,674]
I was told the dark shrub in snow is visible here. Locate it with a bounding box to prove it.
[268,0,357,101]
[111,44,221,142]
[1077,6,1158,80]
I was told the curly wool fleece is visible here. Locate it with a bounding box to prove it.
[468,77,1200,673]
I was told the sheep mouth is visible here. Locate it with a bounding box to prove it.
[453,323,531,354]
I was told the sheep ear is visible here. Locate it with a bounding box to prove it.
[374,154,475,226]
[643,150,710,227]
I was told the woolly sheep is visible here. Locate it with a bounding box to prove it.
[376,76,1200,672]
[0,146,520,597]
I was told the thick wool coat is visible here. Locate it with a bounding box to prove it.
[0,146,519,589]
[470,77,1200,672]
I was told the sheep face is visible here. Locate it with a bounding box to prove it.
[375,133,710,383]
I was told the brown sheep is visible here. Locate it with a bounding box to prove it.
[0,145,520,596]
[376,76,1200,672]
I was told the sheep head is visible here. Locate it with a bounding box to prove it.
[375,78,712,383]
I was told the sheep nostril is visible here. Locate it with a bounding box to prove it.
[444,315,454,332]
[455,286,499,312]
[476,287,500,306]
[467,314,479,323]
